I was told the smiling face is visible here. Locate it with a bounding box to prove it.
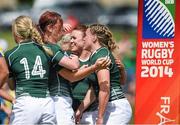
[70,29,85,55]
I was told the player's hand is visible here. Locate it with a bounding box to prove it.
[75,109,82,124]
[12,98,16,104]
[95,56,111,71]
[63,23,72,34]
[3,106,12,118]
[96,117,104,125]
[115,58,124,69]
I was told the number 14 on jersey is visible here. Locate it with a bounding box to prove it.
[20,56,46,79]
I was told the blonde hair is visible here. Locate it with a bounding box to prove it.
[89,24,120,59]
[13,16,53,56]
[58,34,71,44]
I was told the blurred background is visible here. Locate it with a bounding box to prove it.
[0,0,138,124]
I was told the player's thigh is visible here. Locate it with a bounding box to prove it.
[53,96,75,125]
[104,98,132,125]
[81,111,97,125]
[10,96,41,124]
[40,97,56,124]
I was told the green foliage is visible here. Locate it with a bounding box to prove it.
[18,0,34,6]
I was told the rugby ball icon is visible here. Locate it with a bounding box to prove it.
[144,0,175,38]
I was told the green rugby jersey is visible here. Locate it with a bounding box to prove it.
[88,47,125,101]
[71,58,97,111]
[48,64,72,97]
[48,47,72,97]
[5,41,64,98]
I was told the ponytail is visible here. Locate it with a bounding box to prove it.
[13,16,53,56]
[31,26,53,56]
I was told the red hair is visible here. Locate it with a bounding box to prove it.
[38,11,63,33]
[73,24,87,37]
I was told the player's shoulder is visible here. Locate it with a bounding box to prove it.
[98,47,109,53]
[90,47,110,64]
[92,47,109,57]
[4,45,19,58]
[47,43,64,55]
[46,43,59,49]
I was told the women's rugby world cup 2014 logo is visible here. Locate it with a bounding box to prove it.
[143,0,175,39]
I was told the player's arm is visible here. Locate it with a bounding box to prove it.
[75,86,96,123]
[59,66,95,83]
[49,44,79,70]
[112,46,126,85]
[59,57,111,82]
[58,54,80,70]
[0,89,15,103]
[0,57,9,88]
[86,49,110,124]
[0,102,12,117]
[96,69,110,124]
[115,58,126,85]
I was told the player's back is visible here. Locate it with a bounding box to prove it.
[5,40,51,98]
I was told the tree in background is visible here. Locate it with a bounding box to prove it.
[18,0,34,6]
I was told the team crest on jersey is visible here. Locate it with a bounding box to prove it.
[143,0,175,39]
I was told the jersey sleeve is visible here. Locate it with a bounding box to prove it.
[47,44,65,65]
[90,48,110,65]
[54,64,63,72]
